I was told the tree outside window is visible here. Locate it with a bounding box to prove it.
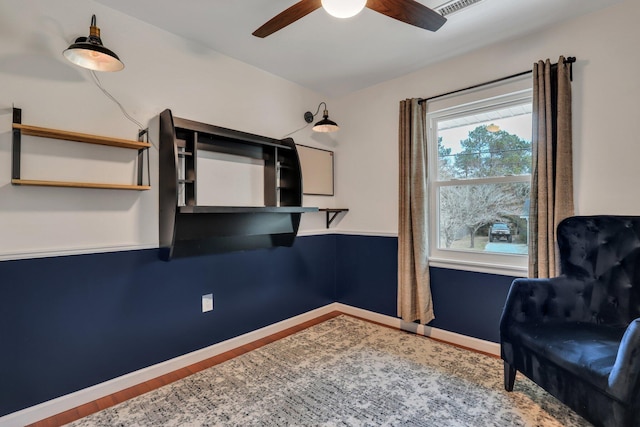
[430,99,532,258]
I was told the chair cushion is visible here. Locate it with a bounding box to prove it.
[512,322,625,392]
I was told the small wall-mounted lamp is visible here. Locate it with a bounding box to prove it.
[305,102,340,133]
[63,14,124,72]
[486,124,500,133]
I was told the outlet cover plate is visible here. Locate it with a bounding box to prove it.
[202,293,213,312]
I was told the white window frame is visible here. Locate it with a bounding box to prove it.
[427,88,533,277]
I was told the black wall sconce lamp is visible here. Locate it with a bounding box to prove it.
[305,102,340,133]
[63,14,124,72]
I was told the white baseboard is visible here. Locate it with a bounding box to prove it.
[0,303,499,427]
[333,303,501,356]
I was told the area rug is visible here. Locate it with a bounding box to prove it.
[67,315,589,426]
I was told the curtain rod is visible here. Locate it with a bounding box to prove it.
[418,56,576,104]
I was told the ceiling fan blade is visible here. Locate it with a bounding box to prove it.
[367,0,447,32]
[253,0,322,38]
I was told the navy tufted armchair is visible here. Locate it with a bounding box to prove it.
[500,215,640,427]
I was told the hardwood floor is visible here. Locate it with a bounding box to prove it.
[27,310,497,426]
[28,311,342,427]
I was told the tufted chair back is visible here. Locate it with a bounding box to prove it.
[556,216,640,327]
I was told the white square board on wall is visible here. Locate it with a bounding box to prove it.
[297,144,334,196]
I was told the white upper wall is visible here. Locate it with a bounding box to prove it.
[331,0,640,235]
[1,0,637,257]
[0,0,336,259]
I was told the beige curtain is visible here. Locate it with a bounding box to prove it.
[398,99,434,324]
[529,56,574,278]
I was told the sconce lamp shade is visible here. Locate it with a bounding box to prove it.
[486,124,500,133]
[63,15,124,72]
[313,112,340,132]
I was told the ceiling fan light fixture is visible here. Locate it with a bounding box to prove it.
[321,0,367,18]
[253,0,446,38]
[63,14,124,72]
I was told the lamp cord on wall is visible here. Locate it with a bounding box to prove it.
[281,122,310,138]
[89,71,145,130]
[281,102,326,138]
[90,70,153,186]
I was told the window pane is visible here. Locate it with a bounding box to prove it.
[438,182,530,255]
[437,105,532,180]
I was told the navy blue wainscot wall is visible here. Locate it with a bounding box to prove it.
[428,267,515,342]
[335,234,399,316]
[1,233,517,418]
[335,234,515,342]
[0,235,335,417]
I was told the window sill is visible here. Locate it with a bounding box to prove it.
[428,257,528,278]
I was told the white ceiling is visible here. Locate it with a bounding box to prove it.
[95,0,622,97]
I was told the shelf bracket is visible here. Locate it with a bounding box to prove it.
[319,208,349,228]
[137,128,150,187]
[12,108,22,181]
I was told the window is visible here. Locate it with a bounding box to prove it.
[427,80,532,276]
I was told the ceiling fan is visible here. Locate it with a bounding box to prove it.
[252,0,447,38]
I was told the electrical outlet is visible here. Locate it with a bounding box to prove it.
[202,293,213,313]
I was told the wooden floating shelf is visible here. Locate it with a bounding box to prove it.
[13,123,151,150]
[11,108,151,192]
[11,179,151,191]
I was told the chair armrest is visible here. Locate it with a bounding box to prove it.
[608,318,640,402]
[500,276,589,338]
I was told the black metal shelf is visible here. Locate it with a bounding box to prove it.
[173,116,294,151]
[179,206,317,214]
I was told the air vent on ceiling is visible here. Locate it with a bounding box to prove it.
[436,0,485,17]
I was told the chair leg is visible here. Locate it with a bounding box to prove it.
[504,361,516,391]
